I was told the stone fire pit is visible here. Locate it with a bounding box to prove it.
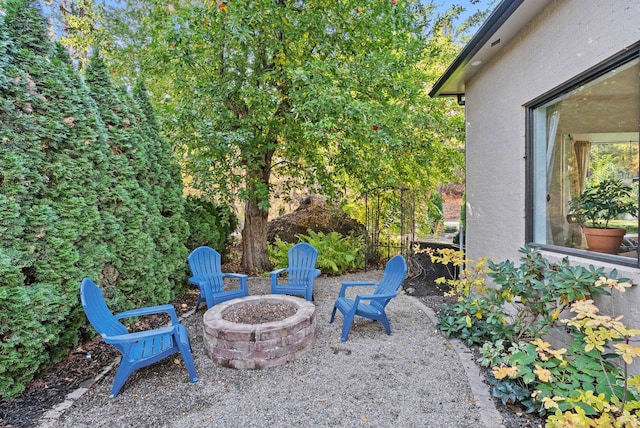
[203,295,316,369]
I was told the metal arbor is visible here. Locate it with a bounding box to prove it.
[364,186,416,269]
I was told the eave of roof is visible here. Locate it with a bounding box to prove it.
[428,0,552,98]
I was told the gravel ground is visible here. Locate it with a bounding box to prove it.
[44,271,497,428]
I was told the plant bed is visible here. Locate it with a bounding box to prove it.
[404,241,459,298]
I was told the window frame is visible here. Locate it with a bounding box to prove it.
[525,42,640,267]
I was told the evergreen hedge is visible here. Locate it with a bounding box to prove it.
[0,0,202,398]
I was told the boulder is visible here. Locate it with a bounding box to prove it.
[267,195,365,243]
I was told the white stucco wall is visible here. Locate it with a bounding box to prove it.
[464,0,640,368]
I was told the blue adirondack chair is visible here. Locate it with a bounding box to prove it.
[330,254,407,341]
[270,242,321,301]
[187,246,249,311]
[79,278,198,398]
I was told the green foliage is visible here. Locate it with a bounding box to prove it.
[184,195,238,255]
[588,143,639,186]
[300,230,365,275]
[369,233,404,264]
[84,54,184,307]
[437,296,512,346]
[414,190,445,239]
[430,246,640,424]
[267,238,293,270]
[268,230,364,275]
[106,0,464,195]
[0,0,190,398]
[132,79,190,285]
[92,0,466,271]
[486,248,615,341]
[56,0,106,67]
[432,246,615,346]
[494,302,640,425]
[425,191,444,237]
[488,376,538,414]
[569,178,638,228]
[478,340,529,368]
[3,0,50,56]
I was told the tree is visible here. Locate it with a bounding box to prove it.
[132,79,191,286]
[89,0,466,273]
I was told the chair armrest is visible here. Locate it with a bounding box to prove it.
[223,272,248,286]
[115,304,179,325]
[188,276,208,287]
[353,292,397,304]
[223,273,248,280]
[338,281,378,297]
[103,326,177,344]
[270,268,287,277]
[311,269,321,279]
[270,268,288,287]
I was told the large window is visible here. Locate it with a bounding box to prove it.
[528,50,639,263]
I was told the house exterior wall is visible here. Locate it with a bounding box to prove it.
[464,0,640,367]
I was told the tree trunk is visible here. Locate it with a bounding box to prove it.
[241,154,274,274]
[241,197,272,274]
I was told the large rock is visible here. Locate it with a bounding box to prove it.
[267,195,365,243]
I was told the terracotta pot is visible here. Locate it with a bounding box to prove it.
[582,227,626,254]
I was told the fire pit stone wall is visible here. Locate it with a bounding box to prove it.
[203,295,316,369]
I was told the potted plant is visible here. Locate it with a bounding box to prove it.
[569,178,638,254]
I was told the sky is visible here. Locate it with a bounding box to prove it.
[435,0,497,17]
[37,0,499,42]
[432,0,497,31]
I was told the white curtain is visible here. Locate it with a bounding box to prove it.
[545,105,561,244]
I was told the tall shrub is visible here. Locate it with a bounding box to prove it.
[1,0,109,396]
[133,80,189,286]
[84,55,173,307]
[0,0,191,398]
[0,1,50,397]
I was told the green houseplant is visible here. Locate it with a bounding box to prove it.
[569,178,638,254]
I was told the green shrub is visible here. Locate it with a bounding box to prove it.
[184,196,238,256]
[0,1,190,398]
[431,246,614,346]
[494,299,640,425]
[437,296,512,346]
[418,191,444,237]
[268,230,364,275]
[428,245,640,424]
